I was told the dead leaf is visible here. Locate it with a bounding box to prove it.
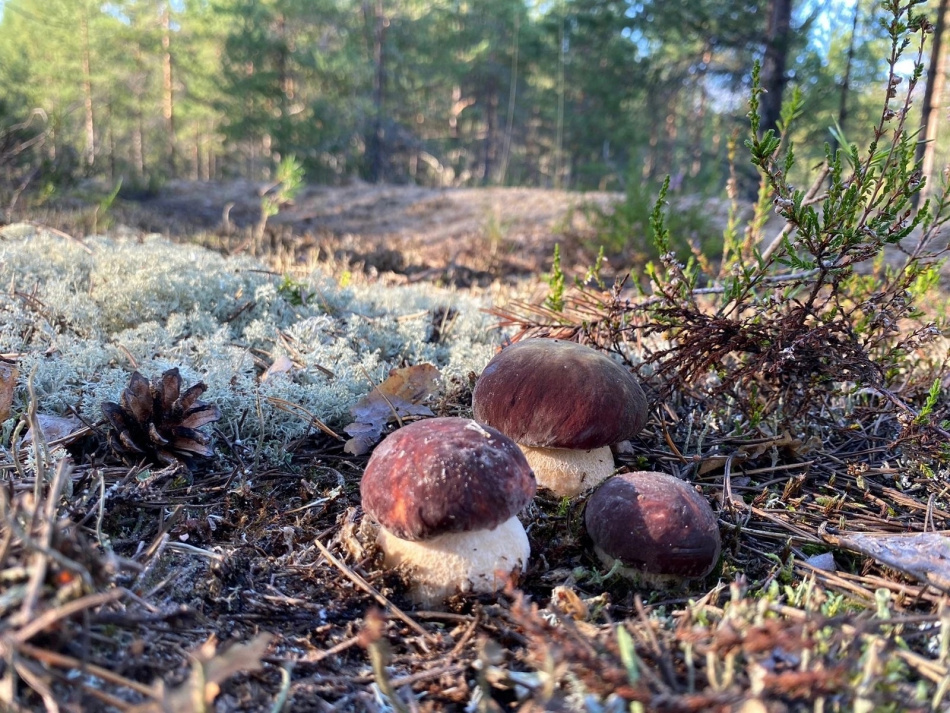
[129,633,273,713]
[0,362,16,421]
[820,529,950,592]
[697,433,805,475]
[22,414,84,446]
[343,363,441,455]
[549,585,589,620]
[261,354,294,381]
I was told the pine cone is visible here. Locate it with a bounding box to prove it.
[102,368,221,467]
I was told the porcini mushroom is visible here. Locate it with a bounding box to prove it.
[584,471,721,589]
[360,417,536,605]
[472,338,648,497]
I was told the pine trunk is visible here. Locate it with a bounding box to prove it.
[367,0,388,183]
[80,10,96,170]
[482,76,499,184]
[499,12,520,186]
[832,2,861,159]
[161,2,176,174]
[759,0,793,137]
[915,0,949,207]
[690,44,713,179]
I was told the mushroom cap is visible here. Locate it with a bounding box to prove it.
[472,339,648,450]
[584,471,721,580]
[360,417,536,542]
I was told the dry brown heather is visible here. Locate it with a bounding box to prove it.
[1,176,949,713]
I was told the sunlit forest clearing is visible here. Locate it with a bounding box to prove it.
[2,1,950,711]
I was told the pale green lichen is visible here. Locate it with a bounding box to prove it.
[0,225,502,454]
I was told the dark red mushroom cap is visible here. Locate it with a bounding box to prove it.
[360,417,536,542]
[472,339,648,450]
[585,472,721,579]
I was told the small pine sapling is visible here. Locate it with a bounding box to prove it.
[255,155,305,248]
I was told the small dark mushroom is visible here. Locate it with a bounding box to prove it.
[472,338,648,497]
[584,471,721,589]
[360,417,536,604]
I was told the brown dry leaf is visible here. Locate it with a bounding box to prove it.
[821,529,950,592]
[0,362,16,421]
[22,414,84,445]
[697,433,804,476]
[548,585,589,621]
[261,354,294,381]
[130,633,273,713]
[343,363,442,455]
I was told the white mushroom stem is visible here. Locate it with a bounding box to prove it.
[593,545,688,590]
[519,444,614,498]
[377,516,530,606]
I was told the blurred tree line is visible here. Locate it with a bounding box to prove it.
[0,0,945,197]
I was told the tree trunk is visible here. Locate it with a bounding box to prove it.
[662,93,679,185]
[832,2,861,160]
[526,104,541,185]
[759,0,794,137]
[193,134,200,181]
[915,0,949,207]
[80,9,96,170]
[366,0,388,183]
[275,11,294,159]
[132,44,146,178]
[134,105,146,178]
[690,43,713,179]
[207,121,216,180]
[482,76,499,184]
[498,12,520,186]
[106,101,115,181]
[642,120,659,181]
[553,8,565,188]
[161,1,176,175]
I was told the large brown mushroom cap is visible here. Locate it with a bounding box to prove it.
[585,471,721,582]
[472,339,648,450]
[360,417,536,542]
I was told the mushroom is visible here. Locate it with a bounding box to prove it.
[584,471,721,589]
[472,338,648,497]
[360,417,536,605]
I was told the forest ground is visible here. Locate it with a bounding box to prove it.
[6,180,950,712]
[63,179,942,288]
[127,179,628,283]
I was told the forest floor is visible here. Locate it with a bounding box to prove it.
[32,177,734,289]
[3,181,950,713]
[46,177,942,286]
[129,178,627,283]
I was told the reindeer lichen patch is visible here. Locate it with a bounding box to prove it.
[0,228,499,450]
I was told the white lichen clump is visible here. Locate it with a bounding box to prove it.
[0,225,499,454]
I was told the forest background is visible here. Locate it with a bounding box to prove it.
[2,0,947,213]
